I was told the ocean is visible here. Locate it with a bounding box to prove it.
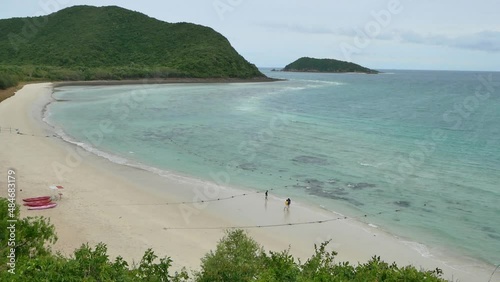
[45,69,500,266]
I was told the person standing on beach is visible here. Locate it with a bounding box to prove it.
[265,190,268,199]
[284,198,291,210]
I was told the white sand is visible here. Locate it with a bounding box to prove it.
[0,83,498,281]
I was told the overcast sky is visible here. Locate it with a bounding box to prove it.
[2,0,500,71]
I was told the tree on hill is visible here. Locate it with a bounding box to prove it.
[0,5,266,89]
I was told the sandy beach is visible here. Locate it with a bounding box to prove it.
[0,83,497,281]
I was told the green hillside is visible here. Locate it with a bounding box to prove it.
[0,5,266,89]
[283,57,378,74]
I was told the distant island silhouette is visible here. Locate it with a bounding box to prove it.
[280,57,379,74]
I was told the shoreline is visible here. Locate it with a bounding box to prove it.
[1,83,498,281]
[53,76,282,87]
[1,76,281,103]
[0,82,27,103]
[276,70,379,74]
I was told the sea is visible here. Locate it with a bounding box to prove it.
[45,69,500,267]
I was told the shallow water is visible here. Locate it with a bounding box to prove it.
[46,69,500,265]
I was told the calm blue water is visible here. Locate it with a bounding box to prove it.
[46,69,500,265]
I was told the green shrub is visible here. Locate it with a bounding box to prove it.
[196,229,264,282]
[0,73,19,89]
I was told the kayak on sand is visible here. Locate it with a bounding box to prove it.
[23,196,51,202]
[23,199,53,207]
[27,202,57,210]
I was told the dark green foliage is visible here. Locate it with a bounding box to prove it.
[298,241,341,281]
[259,249,301,281]
[0,72,19,89]
[283,57,379,74]
[0,65,188,82]
[0,198,57,267]
[0,5,265,87]
[195,229,264,282]
[0,198,446,281]
[196,231,445,282]
[2,244,188,282]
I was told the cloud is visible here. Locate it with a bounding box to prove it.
[336,28,500,53]
[393,30,500,52]
[258,22,334,35]
[450,31,500,52]
[260,21,500,53]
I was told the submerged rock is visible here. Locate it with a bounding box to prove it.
[237,163,257,171]
[304,178,325,189]
[347,182,376,190]
[327,178,339,184]
[292,155,329,165]
[394,200,411,208]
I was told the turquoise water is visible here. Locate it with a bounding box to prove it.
[46,69,500,265]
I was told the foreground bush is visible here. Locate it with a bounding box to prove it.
[0,198,445,281]
[196,230,445,282]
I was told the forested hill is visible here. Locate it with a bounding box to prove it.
[0,5,266,88]
[283,57,379,74]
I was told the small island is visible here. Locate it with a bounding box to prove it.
[281,57,379,74]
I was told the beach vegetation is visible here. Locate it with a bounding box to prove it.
[197,234,446,282]
[0,5,266,89]
[0,72,20,90]
[196,229,264,281]
[0,198,188,281]
[0,198,446,281]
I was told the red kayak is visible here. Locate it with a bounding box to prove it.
[27,202,57,210]
[23,196,51,202]
[24,199,53,207]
